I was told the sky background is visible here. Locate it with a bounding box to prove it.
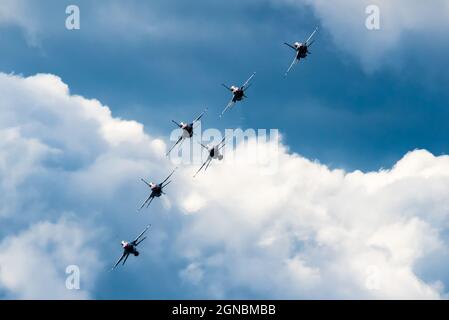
[0,0,449,299]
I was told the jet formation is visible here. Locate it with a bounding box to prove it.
[112,27,319,269]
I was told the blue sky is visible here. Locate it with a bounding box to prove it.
[1,0,447,171]
[1,0,449,299]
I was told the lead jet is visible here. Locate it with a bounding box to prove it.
[220,72,256,118]
[139,168,177,210]
[166,109,208,156]
[193,136,226,177]
[112,225,150,270]
[284,27,318,77]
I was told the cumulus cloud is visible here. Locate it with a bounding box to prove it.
[0,127,56,217]
[0,72,166,298]
[0,72,165,205]
[0,219,102,299]
[175,146,449,299]
[1,72,449,299]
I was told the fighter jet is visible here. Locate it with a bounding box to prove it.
[166,109,208,156]
[194,136,226,177]
[139,168,177,210]
[112,225,150,270]
[284,27,318,77]
[220,72,256,118]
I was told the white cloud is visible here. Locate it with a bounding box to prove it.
[0,127,57,216]
[175,147,449,299]
[0,0,42,46]
[0,219,102,299]
[0,72,167,298]
[1,72,449,299]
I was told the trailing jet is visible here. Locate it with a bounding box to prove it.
[112,225,150,270]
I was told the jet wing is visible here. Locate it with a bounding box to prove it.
[305,27,319,45]
[284,42,296,50]
[166,136,184,156]
[193,108,208,123]
[161,168,177,185]
[205,158,213,171]
[112,252,126,270]
[241,72,256,89]
[284,55,299,77]
[242,83,253,94]
[222,84,233,91]
[141,178,152,188]
[133,225,151,244]
[122,253,130,266]
[194,158,211,178]
[161,180,172,190]
[135,236,147,246]
[219,99,235,118]
[217,136,227,149]
[308,39,316,48]
[138,193,154,211]
[145,195,155,208]
[172,120,182,128]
